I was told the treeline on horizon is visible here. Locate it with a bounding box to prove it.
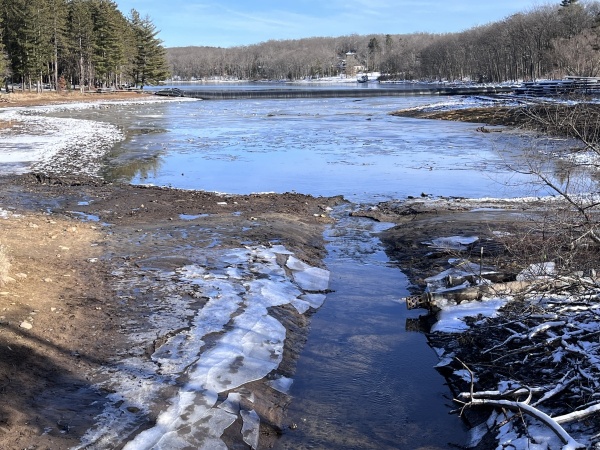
[0,0,169,92]
[168,0,600,83]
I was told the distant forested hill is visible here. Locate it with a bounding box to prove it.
[167,1,600,83]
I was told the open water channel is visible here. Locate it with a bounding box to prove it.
[5,87,545,448]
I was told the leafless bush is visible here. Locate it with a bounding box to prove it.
[499,101,600,278]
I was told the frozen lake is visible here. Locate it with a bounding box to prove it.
[0,92,544,448]
[34,94,537,203]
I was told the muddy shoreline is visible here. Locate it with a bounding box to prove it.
[0,170,548,449]
[0,94,586,449]
[0,172,344,449]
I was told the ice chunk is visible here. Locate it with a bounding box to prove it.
[290,298,311,314]
[292,266,330,292]
[267,376,294,394]
[247,278,303,308]
[241,409,260,450]
[431,298,509,333]
[83,244,328,449]
[424,261,482,283]
[218,393,241,415]
[467,420,490,448]
[300,293,326,309]
[422,235,479,250]
[178,264,206,278]
[225,267,244,279]
[291,293,327,313]
[455,369,477,383]
[270,244,294,255]
[286,255,312,272]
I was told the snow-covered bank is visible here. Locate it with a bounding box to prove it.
[0,97,196,176]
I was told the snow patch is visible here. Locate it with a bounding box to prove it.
[431,298,509,333]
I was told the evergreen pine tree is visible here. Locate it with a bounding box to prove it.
[91,0,127,87]
[0,12,7,86]
[129,9,169,88]
[47,0,68,90]
[67,0,95,91]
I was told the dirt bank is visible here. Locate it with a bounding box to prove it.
[0,172,344,449]
[0,90,154,108]
[391,96,600,141]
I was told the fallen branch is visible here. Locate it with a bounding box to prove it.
[532,371,575,407]
[554,402,600,424]
[459,397,585,449]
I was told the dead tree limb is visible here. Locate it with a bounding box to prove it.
[459,397,585,449]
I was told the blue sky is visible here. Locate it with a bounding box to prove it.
[116,0,546,48]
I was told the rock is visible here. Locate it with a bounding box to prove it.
[20,321,32,330]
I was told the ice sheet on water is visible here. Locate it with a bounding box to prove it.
[0,98,195,176]
[96,244,330,450]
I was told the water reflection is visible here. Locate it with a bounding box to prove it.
[275,210,468,450]
[102,154,163,182]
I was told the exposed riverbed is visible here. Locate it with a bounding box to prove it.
[0,90,563,449]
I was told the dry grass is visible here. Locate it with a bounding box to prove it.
[0,90,149,108]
